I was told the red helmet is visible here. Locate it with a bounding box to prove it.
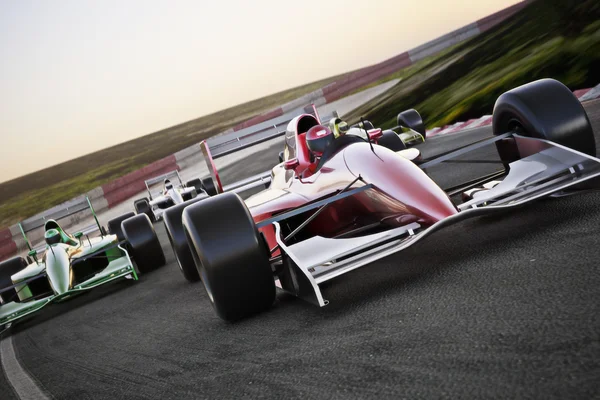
[306,125,334,156]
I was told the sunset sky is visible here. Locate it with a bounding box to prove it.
[0,0,521,183]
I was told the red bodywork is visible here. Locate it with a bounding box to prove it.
[243,115,458,252]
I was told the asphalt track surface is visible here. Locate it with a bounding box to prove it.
[2,101,600,399]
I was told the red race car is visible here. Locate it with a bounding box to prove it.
[164,79,600,321]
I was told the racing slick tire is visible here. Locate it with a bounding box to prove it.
[107,212,135,242]
[182,192,275,321]
[186,178,204,194]
[163,198,204,282]
[397,109,426,137]
[134,198,155,223]
[201,177,218,196]
[0,257,28,303]
[122,214,166,274]
[493,78,596,164]
[377,130,407,152]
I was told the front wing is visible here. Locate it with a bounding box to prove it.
[271,135,600,306]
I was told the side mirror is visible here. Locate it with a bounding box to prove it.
[74,232,83,239]
[278,151,284,163]
[283,158,299,171]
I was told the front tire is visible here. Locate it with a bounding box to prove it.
[182,192,275,321]
[493,78,596,163]
[122,214,166,274]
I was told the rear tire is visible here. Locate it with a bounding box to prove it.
[122,214,166,274]
[186,178,204,194]
[163,198,204,282]
[0,257,28,303]
[182,192,275,321]
[202,177,218,196]
[134,198,154,223]
[493,78,596,162]
[107,212,135,242]
[397,109,425,137]
[377,130,407,152]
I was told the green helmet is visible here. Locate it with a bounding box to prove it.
[45,228,61,245]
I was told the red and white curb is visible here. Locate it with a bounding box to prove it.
[427,84,600,138]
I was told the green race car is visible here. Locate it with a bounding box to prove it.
[0,198,165,329]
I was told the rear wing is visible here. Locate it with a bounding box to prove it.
[144,170,184,199]
[200,141,271,195]
[19,196,104,252]
[144,170,183,187]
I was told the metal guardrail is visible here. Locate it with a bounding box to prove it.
[206,105,338,159]
[21,199,91,233]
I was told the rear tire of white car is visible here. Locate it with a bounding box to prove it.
[122,214,166,274]
[201,177,218,196]
[397,109,426,137]
[0,257,28,304]
[107,212,135,242]
[186,178,204,195]
[493,78,596,165]
[182,192,275,321]
[134,198,155,223]
[163,198,203,282]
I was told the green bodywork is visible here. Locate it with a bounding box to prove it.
[0,217,137,327]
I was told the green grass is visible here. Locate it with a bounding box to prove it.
[345,0,600,130]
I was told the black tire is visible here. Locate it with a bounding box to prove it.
[397,109,425,137]
[163,197,205,282]
[134,198,154,223]
[122,214,166,274]
[377,130,407,152]
[361,120,375,130]
[107,212,135,242]
[182,192,275,321]
[202,177,218,196]
[493,79,596,157]
[0,257,28,303]
[186,178,204,194]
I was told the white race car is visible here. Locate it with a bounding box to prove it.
[133,171,213,222]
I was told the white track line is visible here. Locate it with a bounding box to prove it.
[0,335,49,400]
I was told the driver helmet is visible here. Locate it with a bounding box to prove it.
[164,179,173,191]
[329,118,349,138]
[306,125,335,157]
[45,228,61,245]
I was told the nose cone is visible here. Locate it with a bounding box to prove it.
[45,245,71,294]
[343,143,457,223]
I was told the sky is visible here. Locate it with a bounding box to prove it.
[0,0,521,183]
